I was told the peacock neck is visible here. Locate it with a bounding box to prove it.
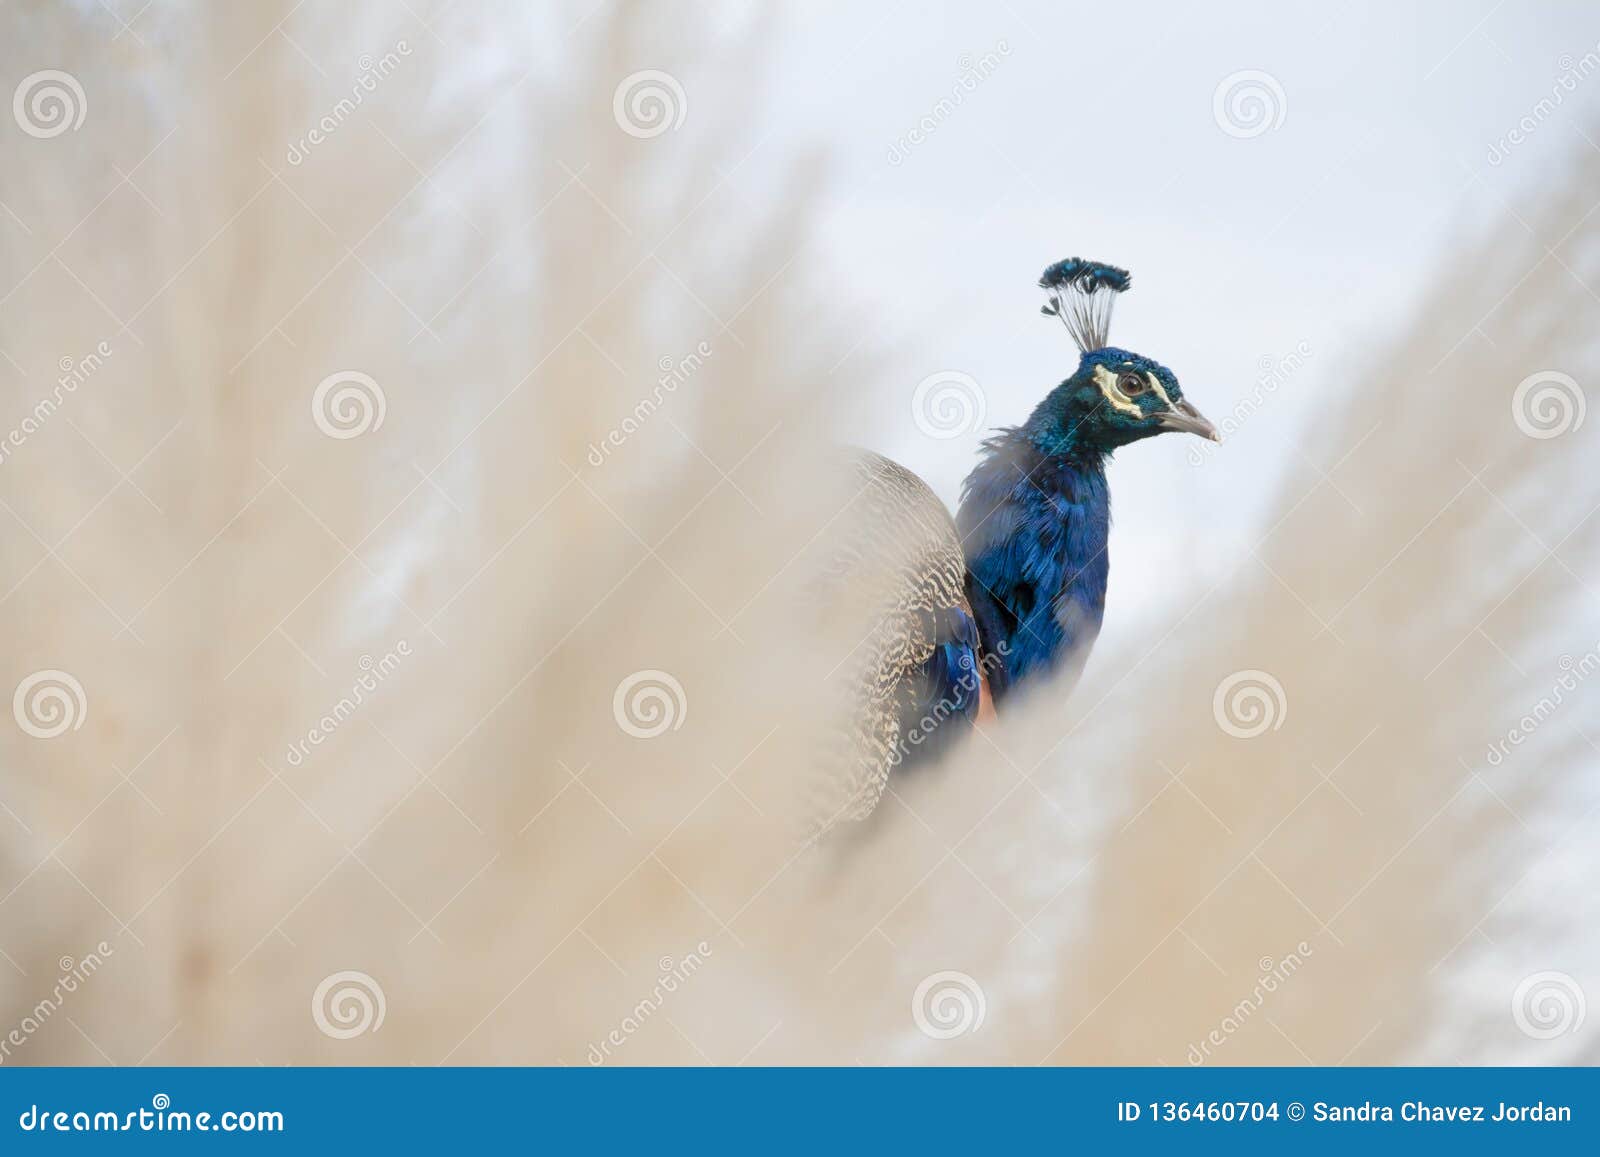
[958,430,1112,703]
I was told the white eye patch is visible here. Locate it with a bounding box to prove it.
[1091,364,1143,417]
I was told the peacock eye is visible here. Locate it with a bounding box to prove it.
[1118,371,1147,396]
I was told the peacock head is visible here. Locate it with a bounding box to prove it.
[1029,258,1218,456]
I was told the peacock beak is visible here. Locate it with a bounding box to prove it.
[1158,398,1220,442]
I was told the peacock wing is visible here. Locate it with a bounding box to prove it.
[805,452,986,834]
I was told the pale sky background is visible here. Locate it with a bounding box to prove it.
[702,0,1600,644]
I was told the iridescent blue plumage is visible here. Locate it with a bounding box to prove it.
[1039,258,1131,294]
[960,432,1110,703]
[897,604,985,762]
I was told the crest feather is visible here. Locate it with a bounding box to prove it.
[1038,257,1130,352]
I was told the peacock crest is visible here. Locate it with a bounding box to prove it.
[1038,257,1132,352]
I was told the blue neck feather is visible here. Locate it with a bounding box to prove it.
[956,415,1112,703]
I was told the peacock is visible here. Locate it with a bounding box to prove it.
[818,258,1219,832]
